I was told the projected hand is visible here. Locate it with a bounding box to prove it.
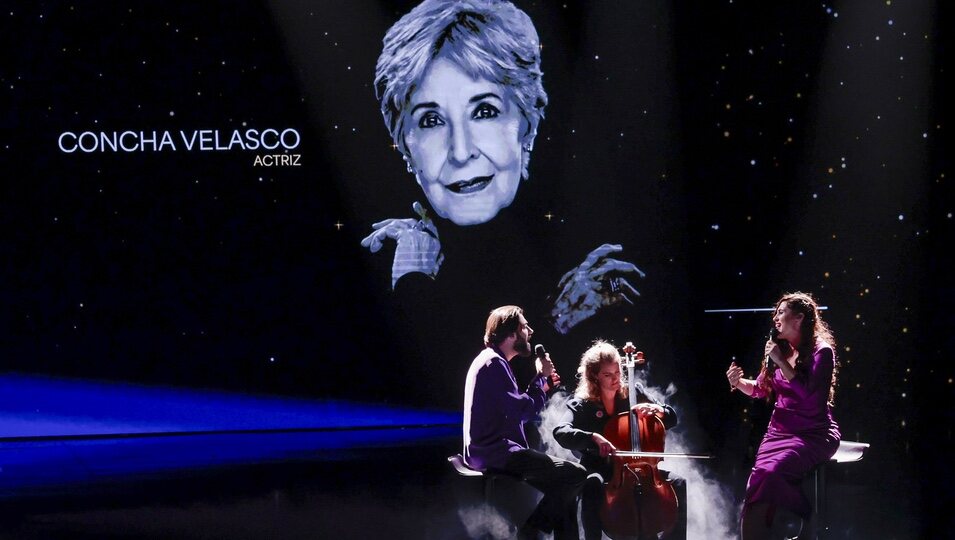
[360,202,444,289]
[547,244,644,334]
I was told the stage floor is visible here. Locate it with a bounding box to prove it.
[0,437,914,540]
[0,374,920,539]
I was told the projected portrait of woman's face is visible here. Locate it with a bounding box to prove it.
[402,56,527,226]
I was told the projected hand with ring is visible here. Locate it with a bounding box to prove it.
[548,243,644,334]
[360,202,444,289]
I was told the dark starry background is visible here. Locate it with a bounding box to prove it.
[1,1,950,537]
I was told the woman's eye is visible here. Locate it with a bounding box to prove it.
[472,103,500,120]
[418,112,445,129]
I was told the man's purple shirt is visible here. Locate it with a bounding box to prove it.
[462,346,547,470]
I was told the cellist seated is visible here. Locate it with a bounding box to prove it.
[553,340,688,540]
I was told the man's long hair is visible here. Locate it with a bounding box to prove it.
[484,305,523,347]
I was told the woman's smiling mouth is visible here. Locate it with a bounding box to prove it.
[446,175,493,194]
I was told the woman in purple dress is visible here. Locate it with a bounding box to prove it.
[725,292,841,540]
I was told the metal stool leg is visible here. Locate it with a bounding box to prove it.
[805,441,870,539]
[808,463,827,540]
[817,464,827,538]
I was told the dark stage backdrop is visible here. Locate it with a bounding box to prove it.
[2,0,951,535]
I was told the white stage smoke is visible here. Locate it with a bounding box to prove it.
[457,504,514,540]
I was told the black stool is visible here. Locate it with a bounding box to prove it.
[448,454,542,537]
[808,440,869,539]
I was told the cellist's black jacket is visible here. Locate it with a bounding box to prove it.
[552,391,677,479]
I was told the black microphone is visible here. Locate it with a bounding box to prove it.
[535,344,561,392]
[766,327,781,370]
[535,344,550,376]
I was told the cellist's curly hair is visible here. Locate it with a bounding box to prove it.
[758,292,840,405]
[574,340,628,401]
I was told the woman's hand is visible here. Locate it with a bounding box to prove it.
[765,339,791,367]
[548,244,645,334]
[727,362,744,390]
[591,432,618,458]
[360,203,444,288]
[632,403,664,419]
[360,217,420,253]
[763,339,782,364]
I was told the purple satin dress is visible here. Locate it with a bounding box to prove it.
[744,342,841,519]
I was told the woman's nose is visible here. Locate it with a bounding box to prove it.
[448,121,478,164]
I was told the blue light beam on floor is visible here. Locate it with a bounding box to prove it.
[0,374,460,439]
[0,374,461,495]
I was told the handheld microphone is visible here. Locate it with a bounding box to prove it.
[766,327,781,370]
[535,344,562,392]
[535,344,552,378]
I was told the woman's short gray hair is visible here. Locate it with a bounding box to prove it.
[375,0,547,175]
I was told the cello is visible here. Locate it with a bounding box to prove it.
[599,343,710,540]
